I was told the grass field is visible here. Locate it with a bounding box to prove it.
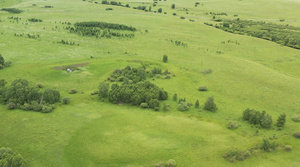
[0,0,300,166]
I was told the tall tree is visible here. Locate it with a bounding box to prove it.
[204,96,218,112]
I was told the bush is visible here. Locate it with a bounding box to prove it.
[140,103,149,108]
[204,96,217,112]
[166,159,176,167]
[180,16,185,19]
[98,82,109,98]
[198,86,207,91]
[0,147,26,166]
[41,105,54,113]
[292,114,300,122]
[223,148,250,162]
[37,83,43,88]
[293,132,300,139]
[276,113,286,127]
[69,89,77,94]
[195,100,199,108]
[62,97,70,104]
[0,64,4,69]
[4,61,12,67]
[91,91,98,95]
[260,138,277,152]
[284,145,292,152]
[163,55,168,62]
[227,121,238,130]
[7,102,17,110]
[178,102,189,111]
[172,13,176,16]
[173,93,177,101]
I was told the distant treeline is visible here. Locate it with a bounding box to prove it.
[67,21,136,38]
[1,8,23,13]
[214,19,300,49]
[28,18,43,22]
[73,22,136,31]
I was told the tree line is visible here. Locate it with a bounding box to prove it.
[214,19,300,49]
[1,8,23,13]
[0,79,60,113]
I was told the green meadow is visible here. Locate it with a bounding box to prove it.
[0,0,299,166]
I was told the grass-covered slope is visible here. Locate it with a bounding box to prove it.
[0,0,299,166]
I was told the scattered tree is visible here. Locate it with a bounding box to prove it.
[62,97,70,104]
[163,55,168,62]
[98,82,109,98]
[158,8,162,13]
[0,54,4,65]
[276,113,286,128]
[173,93,177,101]
[195,99,199,108]
[171,4,175,9]
[178,102,189,111]
[204,96,217,112]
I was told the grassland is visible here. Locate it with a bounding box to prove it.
[0,0,300,166]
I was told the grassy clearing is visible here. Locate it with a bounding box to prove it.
[0,0,300,166]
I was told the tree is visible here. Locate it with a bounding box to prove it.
[173,93,177,101]
[260,114,272,128]
[163,55,168,62]
[195,99,199,108]
[98,82,109,98]
[0,54,4,65]
[149,6,152,12]
[171,4,175,9]
[276,113,286,128]
[158,8,162,13]
[204,96,218,112]
[178,102,189,111]
[149,98,160,109]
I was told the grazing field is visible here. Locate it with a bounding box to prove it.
[0,0,300,166]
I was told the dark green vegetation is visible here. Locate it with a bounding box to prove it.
[0,79,60,113]
[0,0,300,166]
[1,8,22,13]
[215,19,300,49]
[0,147,26,167]
[67,21,136,38]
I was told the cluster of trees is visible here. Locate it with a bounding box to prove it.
[0,54,12,70]
[67,21,136,39]
[242,108,273,128]
[170,40,188,47]
[109,66,146,83]
[215,19,300,49]
[1,8,23,13]
[99,81,168,110]
[28,18,43,22]
[0,147,26,167]
[58,39,78,46]
[0,79,60,113]
[107,65,171,83]
[73,22,136,31]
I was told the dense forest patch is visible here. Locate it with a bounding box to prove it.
[66,21,136,38]
[213,19,300,49]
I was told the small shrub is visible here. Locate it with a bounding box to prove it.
[166,159,176,167]
[154,107,160,111]
[173,93,177,101]
[195,100,199,108]
[163,55,168,62]
[37,83,43,88]
[284,145,292,152]
[140,103,149,108]
[62,97,70,104]
[106,8,113,10]
[198,86,207,91]
[260,138,277,152]
[41,105,53,113]
[293,132,300,139]
[180,16,185,19]
[178,102,189,111]
[4,61,12,67]
[173,13,176,16]
[91,91,98,95]
[7,102,17,110]
[223,148,250,162]
[227,121,238,130]
[276,113,286,127]
[69,89,77,94]
[291,114,300,122]
[0,64,4,69]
